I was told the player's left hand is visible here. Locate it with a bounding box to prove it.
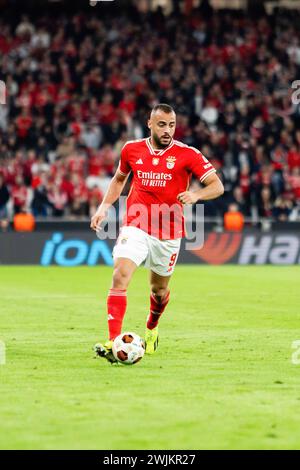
[177,191,198,205]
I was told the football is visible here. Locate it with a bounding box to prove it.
[112,332,145,365]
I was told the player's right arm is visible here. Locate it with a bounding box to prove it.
[90,144,131,231]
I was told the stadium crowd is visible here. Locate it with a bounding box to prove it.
[1,3,300,227]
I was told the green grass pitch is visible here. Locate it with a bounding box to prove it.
[0,265,299,450]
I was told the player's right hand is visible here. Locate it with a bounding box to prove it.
[90,212,106,232]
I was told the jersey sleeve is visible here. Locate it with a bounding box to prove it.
[118,143,131,176]
[186,147,216,182]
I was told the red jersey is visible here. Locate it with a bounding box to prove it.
[119,138,216,239]
[11,185,28,208]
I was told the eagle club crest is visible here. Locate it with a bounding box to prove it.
[152,157,160,166]
[166,156,176,169]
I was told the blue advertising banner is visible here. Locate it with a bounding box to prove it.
[0,231,300,265]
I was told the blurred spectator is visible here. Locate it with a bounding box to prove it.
[272,196,293,221]
[81,124,102,149]
[15,108,33,145]
[47,182,68,217]
[258,186,273,218]
[23,150,37,185]
[11,175,31,214]
[16,15,35,39]
[31,173,50,217]
[56,137,76,159]
[30,27,50,51]
[287,145,300,170]
[229,186,250,216]
[288,167,300,202]
[88,186,103,218]
[66,148,87,177]
[69,174,89,217]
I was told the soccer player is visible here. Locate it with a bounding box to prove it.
[90,104,224,363]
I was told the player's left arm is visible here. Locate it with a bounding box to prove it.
[177,173,224,204]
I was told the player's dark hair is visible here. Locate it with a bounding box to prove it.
[151,103,175,115]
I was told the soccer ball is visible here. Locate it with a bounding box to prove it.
[112,332,145,365]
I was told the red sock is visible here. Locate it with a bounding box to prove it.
[147,290,170,330]
[107,288,127,340]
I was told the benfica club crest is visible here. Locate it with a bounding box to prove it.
[152,157,160,166]
[166,156,176,169]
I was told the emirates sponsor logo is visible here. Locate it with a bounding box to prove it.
[137,170,172,180]
[137,170,172,187]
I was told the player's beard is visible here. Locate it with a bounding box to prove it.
[152,132,172,149]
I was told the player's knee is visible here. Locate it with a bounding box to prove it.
[112,267,131,289]
[151,286,168,303]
